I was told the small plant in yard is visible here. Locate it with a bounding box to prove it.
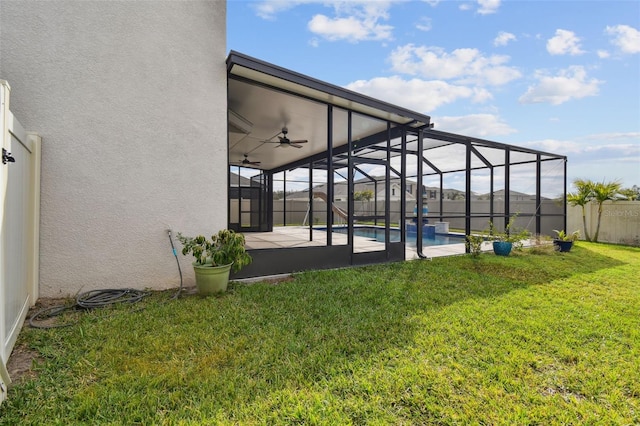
[489,215,531,250]
[528,234,556,255]
[465,234,485,257]
[553,229,580,242]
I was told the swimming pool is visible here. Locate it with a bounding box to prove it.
[330,226,466,246]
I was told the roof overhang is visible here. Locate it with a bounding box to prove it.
[227,50,431,129]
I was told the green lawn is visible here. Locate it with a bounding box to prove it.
[1,242,638,424]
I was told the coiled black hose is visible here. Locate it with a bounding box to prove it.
[29,288,149,329]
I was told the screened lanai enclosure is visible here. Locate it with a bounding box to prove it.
[227,51,567,279]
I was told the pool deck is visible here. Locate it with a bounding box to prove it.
[243,226,479,260]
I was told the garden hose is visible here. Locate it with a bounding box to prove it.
[168,229,184,299]
[29,288,150,329]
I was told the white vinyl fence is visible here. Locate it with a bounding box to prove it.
[568,201,640,246]
[0,80,41,403]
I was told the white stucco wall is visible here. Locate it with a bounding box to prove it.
[0,1,228,296]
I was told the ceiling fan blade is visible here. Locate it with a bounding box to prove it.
[290,143,304,149]
[289,139,308,144]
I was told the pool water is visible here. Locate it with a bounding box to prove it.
[331,226,466,246]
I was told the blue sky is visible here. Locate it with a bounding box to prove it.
[228,0,640,190]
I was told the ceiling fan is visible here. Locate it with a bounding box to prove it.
[231,154,261,166]
[262,127,308,149]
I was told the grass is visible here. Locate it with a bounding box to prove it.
[1,242,639,424]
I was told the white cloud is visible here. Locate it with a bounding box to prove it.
[546,29,585,56]
[345,76,492,113]
[494,31,516,47]
[434,114,516,137]
[308,14,393,42]
[583,132,640,141]
[422,0,440,6]
[518,66,602,105]
[597,50,610,59]
[524,135,640,187]
[477,0,501,15]
[527,133,640,155]
[389,44,521,86]
[525,139,583,155]
[307,1,394,42]
[416,17,432,32]
[605,24,640,54]
[253,1,396,42]
[253,0,312,20]
[458,0,500,14]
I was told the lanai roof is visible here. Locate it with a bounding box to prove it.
[227,50,565,177]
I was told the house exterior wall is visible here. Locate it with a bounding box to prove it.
[0,1,227,296]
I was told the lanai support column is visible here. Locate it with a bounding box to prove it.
[400,126,407,247]
[439,173,444,222]
[385,122,391,254]
[504,147,511,230]
[326,105,334,246]
[490,168,494,225]
[309,161,313,241]
[283,171,287,226]
[563,158,568,233]
[416,128,426,258]
[347,111,354,253]
[536,154,542,235]
[465,140,472,251]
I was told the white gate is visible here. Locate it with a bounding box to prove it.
[0,80,41,402]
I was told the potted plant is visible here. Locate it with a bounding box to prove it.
[177,229,252,295]
[488,215,530,256]
[552,229,579,252]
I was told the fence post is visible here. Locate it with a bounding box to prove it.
[0,79,12,403]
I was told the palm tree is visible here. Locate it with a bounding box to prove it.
[592,180,622,242]
[619,187,639,201]
[567,179,594,242]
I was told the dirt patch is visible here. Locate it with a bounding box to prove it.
[6,297,71,384]
[6,343,41,384]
